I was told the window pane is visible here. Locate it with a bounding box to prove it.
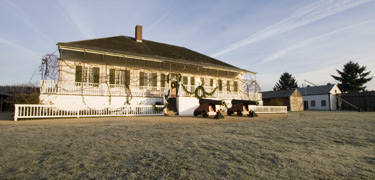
[190,77,195,85]
[210,79,214,87]
[227,80,230,91]
[93,67,100,84]
[200,78,204,86]
[218,79,222,91]
[75,66,82,82]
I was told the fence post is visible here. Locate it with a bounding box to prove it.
[14,105,18,121]
[77,109,80,118]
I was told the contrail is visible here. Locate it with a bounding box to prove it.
[59,0,96,39]
[263,20,374,62]
[211,0,370,58]
[145,9,173,33]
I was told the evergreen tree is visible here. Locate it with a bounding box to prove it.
[274,72,298,90]
[331,61,372,93]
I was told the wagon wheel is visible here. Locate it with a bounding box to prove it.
[237,110,243,116]
[202,110,208,118]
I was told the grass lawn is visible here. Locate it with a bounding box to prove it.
[0,111,374,179]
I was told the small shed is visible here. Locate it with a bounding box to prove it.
[262,89,304,111]
[0,89,12,112]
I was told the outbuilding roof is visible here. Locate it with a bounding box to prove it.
[57,35,254,74]
[0,89,11,97]
[297,84,336,96]
[262,89,299,99]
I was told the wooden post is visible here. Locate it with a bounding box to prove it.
[0,95,3,112]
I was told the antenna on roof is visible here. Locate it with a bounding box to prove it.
[304,79,361,112]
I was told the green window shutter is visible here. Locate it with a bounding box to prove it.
[183,76,188,85]
[218,79,222,91]
[75,66,82,82]
[109,69,115,84]
[161,74,166,87]
[234,81,238,92]
[152,73,157,87]
[227,81,231,91]
[139,72,144,86]
[125,70,130,86]
[93,67,100,84]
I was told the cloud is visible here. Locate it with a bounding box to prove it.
[59,0,96,39]
[145,9,173,34]
[211,0,370,58]
[263,20,374,62]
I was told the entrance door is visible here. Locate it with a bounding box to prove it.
[304,101,309,110]
[170,80,177,98]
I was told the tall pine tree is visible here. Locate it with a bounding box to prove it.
[274,72,298,90]
[331,61,372,93]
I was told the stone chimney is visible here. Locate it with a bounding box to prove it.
[135,25,142,42]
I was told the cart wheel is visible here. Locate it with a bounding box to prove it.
[237,110,242,116]
[202,110,208,118]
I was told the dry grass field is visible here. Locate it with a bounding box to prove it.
[0,111,374,179]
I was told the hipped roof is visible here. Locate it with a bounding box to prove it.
[57,36,254,74]
[297,84,336,96]
[262,89,299,99]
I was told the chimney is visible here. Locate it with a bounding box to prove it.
[135,25,142,42]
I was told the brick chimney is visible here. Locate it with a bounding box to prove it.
[135,25,142,42]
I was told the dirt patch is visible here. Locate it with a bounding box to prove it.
[1,111,374,179]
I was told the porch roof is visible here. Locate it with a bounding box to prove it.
[57,36,255,74]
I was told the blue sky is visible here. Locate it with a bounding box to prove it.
[0,0,374,91]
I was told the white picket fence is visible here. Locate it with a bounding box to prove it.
[14,104,165,121]
[249,106,287,114]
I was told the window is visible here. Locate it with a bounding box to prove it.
[321,100,326,107]
[161,74,166,88]
[139,72,157,87]
[233,81,238,92]
[110,69,130,86]
[75,65,99,84]
[218,79,222,91]
[311,100,316,107]
[227,80,231,92]
[210,79,214,87]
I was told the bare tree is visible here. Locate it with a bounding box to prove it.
[40,54,59,81]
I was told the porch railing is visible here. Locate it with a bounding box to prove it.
[41,80,163,97]
[14,104,165,121]
[40,80,262,101]
[249,106,287,114]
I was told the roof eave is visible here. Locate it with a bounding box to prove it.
[58,45,254,74]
